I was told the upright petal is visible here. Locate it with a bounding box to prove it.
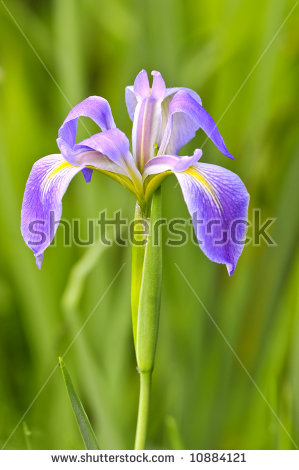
[125,86,138,121]
[132,96,163,170]
[21,154,83,267]
[127,71,166,169]
[151,71,166,100]
[134,69,150,98]
[175,163,249,275]
[125,69,202,131]
[159,90,234,159]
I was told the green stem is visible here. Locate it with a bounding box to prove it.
[132,188,162,449]
[131,203,147,348]
[134,371,152,450]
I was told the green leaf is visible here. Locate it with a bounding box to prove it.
[59,357,100,450]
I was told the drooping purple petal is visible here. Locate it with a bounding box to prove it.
[143,149,202,180]
[158,87,202,146]
[175,163,249,275]
[21,154,83,268]
[159,90,234,159]
[164,87,202,105]
[57,96,116,150]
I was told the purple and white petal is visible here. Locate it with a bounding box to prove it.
[133,69,150,99]
[159,90,234,159]
[74,129,131,169]
[164,87,202,105]
[125,69,202,124]
[151,71,166,100]
[78,129,141,184]
[158,87,202,146]
[132,96,163,170]
[58,127,141,183]
[125,86,138,121]
[125,74,146,121]
[175,163,249,275]
[21,154,83,268]
[143,149,202,180]
[57,96,116,152]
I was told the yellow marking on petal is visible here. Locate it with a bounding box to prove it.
[46,161,75,182]
[185,167,223,213]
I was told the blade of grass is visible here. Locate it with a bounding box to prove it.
[59,357,100,450]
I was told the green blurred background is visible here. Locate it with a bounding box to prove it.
[0,0,298,450]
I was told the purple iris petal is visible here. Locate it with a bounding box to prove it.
[125,86,138,121]
[158,87,202,146]
[58,96,116,149]
[143,149,202,179]
[175,163,249,275]
[132,96,163,170]
[160,90,234,159]
[151,71,166,100]
[56,97,134,182]
[125,70,202,128]
[133,69,150,99]
[74,129,131,168]
[21,154,83,268]
[164,86,202,105]
[77,130,141,182]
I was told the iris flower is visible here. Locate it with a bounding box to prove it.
[21,70,249,274]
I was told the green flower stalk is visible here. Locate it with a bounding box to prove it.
[132,188,162,449]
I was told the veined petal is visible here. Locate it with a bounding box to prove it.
[21,154,84,268]
[132,96,163,170]
[160,90,234,159]
[57,96,116,150]
[158,87,202,147]
[164,87,202,105]
[143,149,202,180]
[175,163,249,275]
[128,71,167,170]
[58,127,142,188]
[73,129,131,171]
[125,71,205,160]
[78,130,142,187]
[125,69,202,133]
